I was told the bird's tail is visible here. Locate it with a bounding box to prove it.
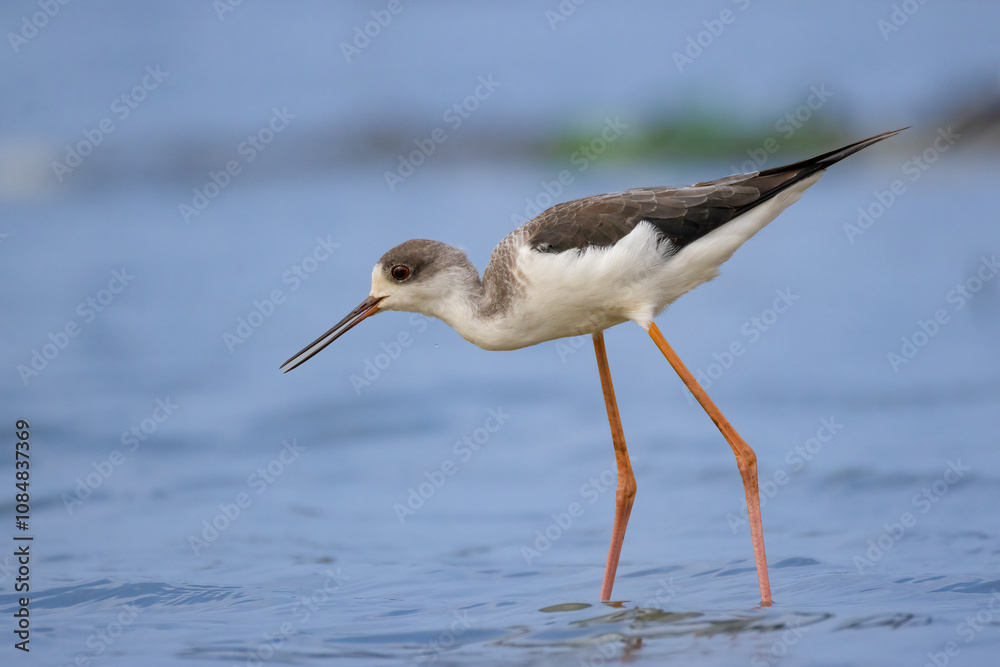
[728,127,909,214]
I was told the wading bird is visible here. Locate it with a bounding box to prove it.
[282,128,904,605]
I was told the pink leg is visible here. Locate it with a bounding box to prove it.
[647,323,772,607]
[592,332,637,601]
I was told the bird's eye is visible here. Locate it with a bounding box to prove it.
[390,265,410,281]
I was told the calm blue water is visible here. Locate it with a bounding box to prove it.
[2,2,1000,665]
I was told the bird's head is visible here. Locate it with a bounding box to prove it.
[280,239,478,372]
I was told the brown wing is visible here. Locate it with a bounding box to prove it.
[524,128,906,254]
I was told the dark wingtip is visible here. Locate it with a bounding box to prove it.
[758,127,908,177]
[813,126,909,168]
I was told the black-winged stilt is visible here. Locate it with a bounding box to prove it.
[282,128,905,605]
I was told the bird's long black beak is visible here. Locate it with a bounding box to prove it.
[280,295,385,373]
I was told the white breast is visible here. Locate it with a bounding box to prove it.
[466,223,666,349]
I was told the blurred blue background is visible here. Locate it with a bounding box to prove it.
[2,1,999,665]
